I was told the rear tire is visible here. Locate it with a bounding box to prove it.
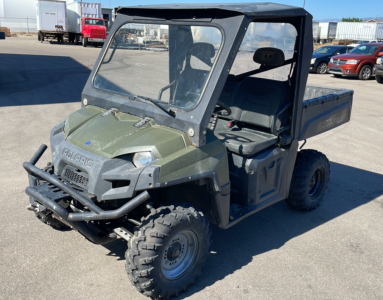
[286,150,330,211]
[38,32,44,42]
[358,65,372,80]
[376,75,383,84]
[126,205,211,300]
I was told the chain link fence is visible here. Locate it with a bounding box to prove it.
[0,17,37,33]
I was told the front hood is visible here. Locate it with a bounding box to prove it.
[332,53,370,60]
[64,105,190,159]
[312,53,330,59]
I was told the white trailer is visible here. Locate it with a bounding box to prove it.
[335,22,383,41]
[312,22,319,43]
[36,0,67,43]
[319,22,337,43]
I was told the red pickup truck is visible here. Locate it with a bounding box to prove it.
[328,43,383,80]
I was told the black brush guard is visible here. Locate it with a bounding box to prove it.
[23,144,150,244]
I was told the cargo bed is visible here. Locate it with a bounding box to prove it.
[299,85,353,140]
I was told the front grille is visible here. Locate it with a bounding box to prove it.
[63,167,89,187]
[91,29,104,38]
[332,59,347,66]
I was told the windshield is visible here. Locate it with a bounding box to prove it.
[350,45,380,55]
[85,19,105,26]
[314,47,336,55]
[94,23,222,110]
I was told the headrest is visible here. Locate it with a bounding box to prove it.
[189,42,215,66]
[253,47,285,67]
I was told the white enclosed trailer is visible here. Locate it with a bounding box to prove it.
[36,0,67,42]
[335,22,383,41]
[319,22,337,43]
[312,22,319,42]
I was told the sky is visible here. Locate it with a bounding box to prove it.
[98,0,383,21]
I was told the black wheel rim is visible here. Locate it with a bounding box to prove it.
[309,167,325,199]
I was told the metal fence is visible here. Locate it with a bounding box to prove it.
[0,17,37,33]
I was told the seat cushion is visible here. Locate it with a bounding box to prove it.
[215,129,278,156]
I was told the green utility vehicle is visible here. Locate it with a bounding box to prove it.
[24,3,353,299]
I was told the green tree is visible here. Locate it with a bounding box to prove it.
[342,17,364,22]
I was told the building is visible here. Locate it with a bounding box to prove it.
[366,19,383,23]
[101,7,112,30]
[0,0,38,32]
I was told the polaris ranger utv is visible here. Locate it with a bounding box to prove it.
[24,3,353,299]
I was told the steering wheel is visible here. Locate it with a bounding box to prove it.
[208,101,232,131]
[214,101,232,116]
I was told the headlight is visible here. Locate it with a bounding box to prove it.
[345,60,359,65]
[377,57,382,64]
[330,58,334,63]
[311,58,316,64]
[132,152,157,168]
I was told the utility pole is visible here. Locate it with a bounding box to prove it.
[303,0,306,8]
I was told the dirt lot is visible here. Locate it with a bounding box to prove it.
[1,36,383,300]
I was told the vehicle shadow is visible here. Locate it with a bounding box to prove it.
[0,53,91,106]
[102,161,383,298]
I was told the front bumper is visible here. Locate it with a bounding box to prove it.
[309,64,316,72]
[24,144,150,243]
[328,63,358,77]
[88,38,105,43]
[375,65,383,76]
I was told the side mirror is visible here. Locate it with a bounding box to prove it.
[77,18,81,25]
[377,52,383,57]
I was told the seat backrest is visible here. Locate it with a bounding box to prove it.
[173,42,215,107]
[220,77,290,133]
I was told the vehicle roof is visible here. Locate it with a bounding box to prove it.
[118,2,308,17]
[358,43,383,46]
[318,45,349,48]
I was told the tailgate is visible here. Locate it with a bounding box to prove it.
[299,85,353,140]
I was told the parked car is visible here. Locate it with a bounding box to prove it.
[328,43,383,80]
[348,40,378,48]
[375,52,383,83]
[310,45,353,74]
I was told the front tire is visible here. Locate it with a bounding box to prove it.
[286,150,330,211]
[316,62,328,74]
[376,75,383,84]
[82,37,88,47]
[126,205,211,300]
[358,65,372,80]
